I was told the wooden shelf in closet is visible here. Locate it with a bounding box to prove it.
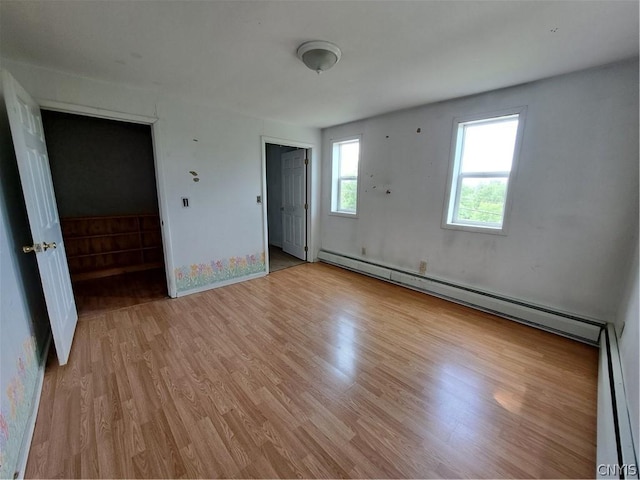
[61,214,164,281]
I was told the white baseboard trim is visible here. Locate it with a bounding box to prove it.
[15,334,51,480]
[597,324,639,479]
[318,249,603,345]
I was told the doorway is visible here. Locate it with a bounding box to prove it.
[265,142,308,272]
[41,110,168,316]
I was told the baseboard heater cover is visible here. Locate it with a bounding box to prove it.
[318,249,603,344]
[597,324,638,479]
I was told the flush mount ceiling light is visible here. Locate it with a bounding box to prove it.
[297,41,342,74]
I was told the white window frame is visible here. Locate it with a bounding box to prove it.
[330,134,362,217]
[442,106,526,235]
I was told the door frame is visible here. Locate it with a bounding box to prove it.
[261,136,316,274]
[36,99,177,297]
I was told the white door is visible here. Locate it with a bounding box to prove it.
[3,70,78,366]
[281,149,306,260]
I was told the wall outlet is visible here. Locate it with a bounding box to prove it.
[361,247,366,255]
[182,197,189,208]
[419,260,427,275]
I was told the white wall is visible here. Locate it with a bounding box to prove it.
[615,243,639,461]
[321,59,639,322]
[2,59,321,295]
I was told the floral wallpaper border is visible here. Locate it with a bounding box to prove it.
[175,251,265,292]
[0,336,38,480]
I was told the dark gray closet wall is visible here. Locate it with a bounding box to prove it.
[42,110,159,218]
[266,144,299,247]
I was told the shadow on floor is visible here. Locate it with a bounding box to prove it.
[73,268,168,318]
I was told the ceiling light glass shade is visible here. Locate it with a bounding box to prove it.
[297,41,342,74]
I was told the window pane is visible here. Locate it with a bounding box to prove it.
[460,117,518,173]
[339,141,359,177]
[456,177,507,224]
[339,179,357,212]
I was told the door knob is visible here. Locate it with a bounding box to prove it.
[22,243,42,253]
[43,241,57,251]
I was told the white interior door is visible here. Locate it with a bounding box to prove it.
[281,149,306,260]
[3,70,78,366]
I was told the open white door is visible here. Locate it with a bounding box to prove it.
[281,149,306,260]
[3,70,78,365]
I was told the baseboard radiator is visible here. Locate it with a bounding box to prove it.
[597,324,638,479]
[318,249,603,344]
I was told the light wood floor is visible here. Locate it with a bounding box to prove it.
[26,263,598,478]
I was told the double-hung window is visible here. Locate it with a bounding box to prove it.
[331,136,361,216]
[443,107,525,234]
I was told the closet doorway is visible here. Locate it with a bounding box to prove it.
[265,143,308,272]
[41,110,168,316]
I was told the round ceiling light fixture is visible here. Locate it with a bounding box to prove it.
[297,41,342,74]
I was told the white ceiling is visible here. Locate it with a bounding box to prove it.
[1,1,638,128]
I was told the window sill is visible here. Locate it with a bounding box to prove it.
[329,211,358,219]
[441,222,507,236]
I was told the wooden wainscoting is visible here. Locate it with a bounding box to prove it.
[25,263,597,478]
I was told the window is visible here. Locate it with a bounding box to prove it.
[443,108,525,234]
[331,136,361,215]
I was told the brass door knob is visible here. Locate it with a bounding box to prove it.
[43,241,57,251]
